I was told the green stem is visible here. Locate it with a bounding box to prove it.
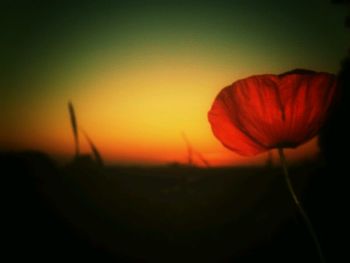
[278,148,326,263]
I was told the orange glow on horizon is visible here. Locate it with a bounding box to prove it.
[1,53,325,166]
[2,122,320,167]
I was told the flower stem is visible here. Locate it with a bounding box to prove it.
[278,148,325,263]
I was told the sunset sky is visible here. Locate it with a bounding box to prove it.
[1,0,349,166]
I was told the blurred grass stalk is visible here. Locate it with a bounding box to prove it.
[68,101,80,158]
[68,101,104,167]
[81,129,104,167]
[181,132,210,167]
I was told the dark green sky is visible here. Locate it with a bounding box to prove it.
[2,0,348,91]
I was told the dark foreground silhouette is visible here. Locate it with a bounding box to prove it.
[1,150,345,263]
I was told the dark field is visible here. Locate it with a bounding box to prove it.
[1,151,345,262]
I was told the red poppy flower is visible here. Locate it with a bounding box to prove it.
[208,69,337,156]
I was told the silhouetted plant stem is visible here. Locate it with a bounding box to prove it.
[278,148,325,263]
[81,129,104,167]
[68,101,80,158]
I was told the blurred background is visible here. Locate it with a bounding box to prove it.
[1,0,349,262]
[1,0,348,166]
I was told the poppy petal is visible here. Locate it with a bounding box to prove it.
[208,83,270,156]
[224,75,289,149]
[277,71,337,146]
[208,70,337,156]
